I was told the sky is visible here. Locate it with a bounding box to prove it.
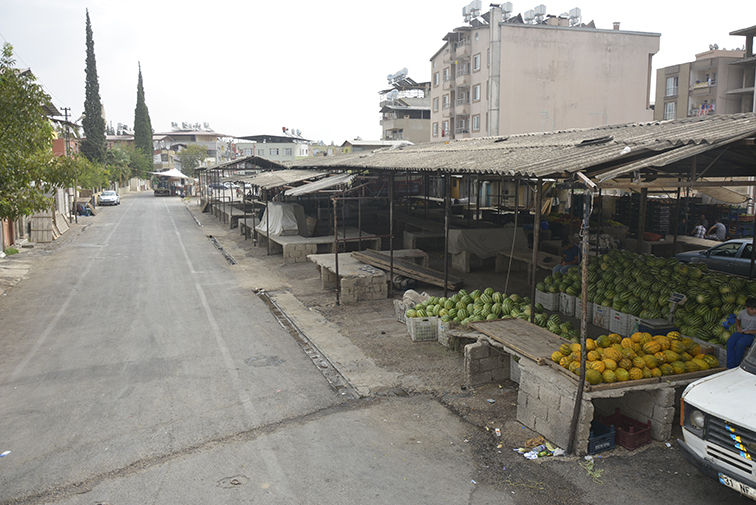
[2,0,754,145]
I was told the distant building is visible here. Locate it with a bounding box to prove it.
[429,3,659,141]
[379,70,431,143]
[341,139,409,154]
[235,132,310,162]
[154,129,225,161]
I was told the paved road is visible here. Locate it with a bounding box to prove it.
[0,194,491,505]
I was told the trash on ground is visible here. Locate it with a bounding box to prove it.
[0,451,9,457]
[579,458,604,484]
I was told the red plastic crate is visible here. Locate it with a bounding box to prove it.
[600,408,651,451]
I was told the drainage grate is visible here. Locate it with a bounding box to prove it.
[208,235,237,265]
[256,289,358,399]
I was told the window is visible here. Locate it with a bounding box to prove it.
[473,84,481,101]
[283,148,293,156]
[256,149,264,156]
[443,67,450,82]
[433,97,439,112]
[664,101,676,120]
[244,148,252,156]
[665,76,678,96]
[433,72,439,86]
[442,120,449,137]
[473,53,481,72]
[443,94,450,109]
[269,148,279,155]
[472,115,480,131]
[433,123,439,137]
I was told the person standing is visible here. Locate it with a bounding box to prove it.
[726,298,756,368]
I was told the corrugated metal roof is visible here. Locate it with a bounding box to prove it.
[243,170,327,190]
[285,173,355,196]
[288,114,756,183]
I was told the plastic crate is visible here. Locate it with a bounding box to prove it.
[535,290,559,311]
[438,318,455,348]
[575,299,594,321]
[600,408,651,451]
[593,305,611,330]
[559,293,576,317]
[407,316,438,342]
[609,310,632,337]
[394,299,408,325]
[588,420,615,454]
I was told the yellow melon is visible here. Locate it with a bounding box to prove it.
[603,358,618,371]
[643,341,662,354]
[590,360,606,373]
[628,367,644,380]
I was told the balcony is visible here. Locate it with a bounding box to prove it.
[443,78,454,91]
[453,39,471,57]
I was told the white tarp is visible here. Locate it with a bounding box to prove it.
[448,226,529,259]
[256,202,307,236]
[150,168,192,179]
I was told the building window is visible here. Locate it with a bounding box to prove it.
[664,102,676,120]
[443,94,450,109]
[432,60,436,69]
[433,123,439,136]
[434,72,439,86]
[283,148,293,156]
[665,76,678,96]
[269,148,279,155]
[473,84,481,101]
[472,115,480,131]
[473,53,481,72]
[257,149,264,156]
[443,67,450,82]
[442,120,449,137]
[433,97,439,112]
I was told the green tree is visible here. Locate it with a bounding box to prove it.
[80,9,106,164]
[124,143,152,179]
[106,145,132,186]
[0,43,68,221]
[176,144,207,175]
[133,63,153,168]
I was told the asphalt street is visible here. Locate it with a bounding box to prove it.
[0,194,493,505]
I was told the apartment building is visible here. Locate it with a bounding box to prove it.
[429,3,659,141]
[235,133,310,162]
[379,70,431,144]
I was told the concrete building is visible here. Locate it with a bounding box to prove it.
[429,3,659,142]
[379,70,431,143]
[727,25,756,114]
[235,133,310,163]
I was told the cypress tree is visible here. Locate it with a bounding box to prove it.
[81,9,106,164]
[133,63,153,168]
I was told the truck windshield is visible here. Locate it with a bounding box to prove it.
[742,344,756,374]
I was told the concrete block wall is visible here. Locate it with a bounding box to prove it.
[283,243,317,264]
[339,273,387,304]
[592,386,678,441]
[464,339,512,386]
[452,251,471,273]
[516,360,594,453]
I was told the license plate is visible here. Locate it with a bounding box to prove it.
[719,473,756,499]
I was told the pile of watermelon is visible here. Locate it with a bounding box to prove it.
[405,288,534,327]
[537,249,756,348]
[551,331,721,385]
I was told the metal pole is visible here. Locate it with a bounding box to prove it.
[334,196,340,305]
[530,179,542,323]
[389,172,395,298]
[636,188,648,254]
[265,190,270,256]
[444,173,451,298]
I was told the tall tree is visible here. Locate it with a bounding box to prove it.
[0,43,68,221]
[80,9,106,164]
[133,63,153,167]
[176,144,208,175]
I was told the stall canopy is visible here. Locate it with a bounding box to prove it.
[284,173,355,196]
[225,169,330,190]
[151,168,191,179]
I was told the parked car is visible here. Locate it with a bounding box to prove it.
[675,238,754,277]
[97,190,120,206]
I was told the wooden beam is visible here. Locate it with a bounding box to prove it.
[598,180,756,189]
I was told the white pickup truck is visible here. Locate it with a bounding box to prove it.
[678,345,756,501]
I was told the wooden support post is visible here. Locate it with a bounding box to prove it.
[444,173,451,298]
[636,187,648,254]
[530,179,542,323]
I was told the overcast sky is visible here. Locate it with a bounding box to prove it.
[2,0,754,145]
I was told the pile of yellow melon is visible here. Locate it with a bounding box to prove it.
[551,331,721,385]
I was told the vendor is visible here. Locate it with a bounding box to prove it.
[706,219,727,241]
[691,220,706,238]
[553,240,581,275]
[726,298,756,369]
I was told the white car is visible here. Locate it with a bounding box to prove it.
[98,190,120,206]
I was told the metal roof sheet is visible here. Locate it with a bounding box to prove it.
[289,114,756,183]
[284,173,354,197]
[243,170,327,190]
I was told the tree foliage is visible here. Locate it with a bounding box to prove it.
[176,144,207,175]
[0,43,68,221]
[133,63,153,168]
[106,145,132,186]
[80,9,106,164]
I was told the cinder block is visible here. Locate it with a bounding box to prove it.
[480,355,506,372]
[465,341,490,361]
